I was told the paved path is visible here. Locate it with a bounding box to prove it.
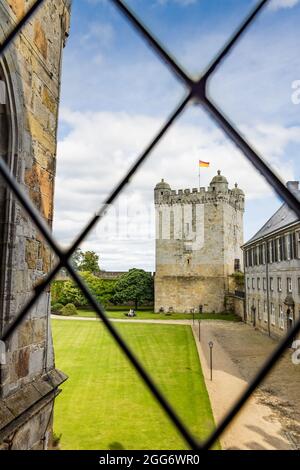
[192,321,299,450]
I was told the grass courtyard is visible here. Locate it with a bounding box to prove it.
[52,319,219,450]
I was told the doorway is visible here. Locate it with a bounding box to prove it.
[251,305,256,327]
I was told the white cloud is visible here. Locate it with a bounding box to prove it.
[269,0,300,10]
[54,108,299,270]
[80,22,114,48]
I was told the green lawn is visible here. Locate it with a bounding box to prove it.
[52,319,219,450]
[75,308,240,322]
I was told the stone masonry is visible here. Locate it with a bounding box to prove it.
[154,171,245,313]
[0,0,71,450]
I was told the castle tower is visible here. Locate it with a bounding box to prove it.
[0,1,71,450]
[154,171,245,313]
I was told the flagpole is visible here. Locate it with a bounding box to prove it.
[198,161,210,189]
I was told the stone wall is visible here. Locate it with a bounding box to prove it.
[0,0,71,450]
[225,292,245,319]
[234,295,245,320]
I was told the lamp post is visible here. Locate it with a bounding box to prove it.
[198,319,201,342]
[209,341,214,381]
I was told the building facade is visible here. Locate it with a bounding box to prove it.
[154,171,245,313]
[0,0,71,450]
[243,181,300,340]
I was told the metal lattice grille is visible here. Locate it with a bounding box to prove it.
[0,0,300,450]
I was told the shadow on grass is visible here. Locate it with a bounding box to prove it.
[109,441,125,450]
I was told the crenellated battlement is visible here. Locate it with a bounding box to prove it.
[154,171,245,211]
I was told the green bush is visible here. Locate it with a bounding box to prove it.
[230,271,245,289]
[61,303,78,317]
[51,303,64,314]
[51,274,117,308]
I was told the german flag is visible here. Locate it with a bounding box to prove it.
[199,160,210,168]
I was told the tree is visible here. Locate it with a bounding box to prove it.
[51,273,116,308]
[70,248,83,271]
[113,269,154,310]
[78,251,100,273]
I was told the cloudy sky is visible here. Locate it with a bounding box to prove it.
[54,0,300,271]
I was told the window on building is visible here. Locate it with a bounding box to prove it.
[287,234,291,260]
[270,277,274,291]
[262,243,266,265]
[234,259,240,271]
[252,278,255,290]
[271,303,276,325]
[298,277,300,295]
[253,247,257,266]
[291,232,296,259]
[287,277,292,293]
[296,231,300,259]
[257,277,261,290]
[258,245,263,265]
[281,235,287,260]
[264,302,268,323]
[268,241,273,263]
[277,238,281,262]
[277,277,282,292]
[279,305,284,330]
[263,277,267,291]
[272,240,278,263]
[247,277,250,290]
[257,300,261,320]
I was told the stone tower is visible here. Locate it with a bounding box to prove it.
[0,1,71,450]
[154,171,245,313]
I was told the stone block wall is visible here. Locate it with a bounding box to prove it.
[0,0,71,450]
[154,176,245,313]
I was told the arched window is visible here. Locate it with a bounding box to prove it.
[0,71,9,232]
[0,66,11,321]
